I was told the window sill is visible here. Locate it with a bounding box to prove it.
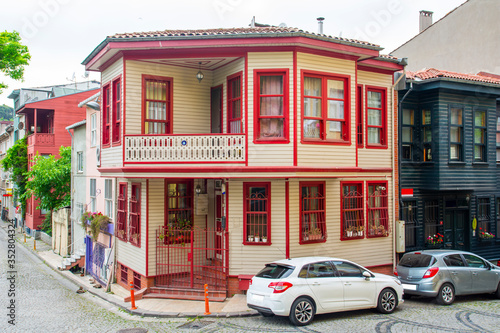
[244,240,271,246]
[366,144,388,150]
[402,161,435,166]
[301,139,350,146]
[254,138,289,144]
[341,236,364,241]
[299,238,326,245]
[367,234,390,238]
[448,161,466,166]
[472,162,488,166]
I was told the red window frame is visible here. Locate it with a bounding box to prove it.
[254,69,289,143]
[243,182,271,245]
[299,182,326,244]
[301,71,350,145]
[164,180,193,244]
[366,181,389,238]
[116,183,128,241]
[356,84,364,147]
[129,183,141,247]
[112,78,122,144]
[102,84,111,146]
[227,72,243,134]
[365,86,387,148]
[120,264,128,284]
[142,75,173,134]
[341,182,364,240]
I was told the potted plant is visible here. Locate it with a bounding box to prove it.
[357,226,364,237]
[261,235,268,243]
[346,226,354,238]
[130,233,139,243]
[425,233,444,248]
[478,228,495,243]
[254,234,260,242]
[308,228,323,241]
[248,234,254,242]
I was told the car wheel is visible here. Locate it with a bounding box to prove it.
[259,311,274,317]
[377,288,397,314]
[289,297,315,326]
[436,283,455,305]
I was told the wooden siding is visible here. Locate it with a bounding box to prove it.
[296,52,357,167]
[101,146,122,168]
[147,178,164,276]
[357,70,394,169]
[115,178,147,276]
[102,59,123,86]
[125,60,214,135]
[247,52,294,166]
[227,177,394,276]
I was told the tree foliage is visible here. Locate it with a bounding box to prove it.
[0,30,31,93]
[0,104,13,120]
[23,146,71,212]
[1,136,27,213]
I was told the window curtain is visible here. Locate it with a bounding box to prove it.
[303,77,321,138]
[146,81,167,134]
[260,75,283,137]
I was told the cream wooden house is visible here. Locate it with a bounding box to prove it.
[83,27,404,299]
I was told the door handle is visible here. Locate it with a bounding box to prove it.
[344,283,352,286]
[312,282,320,286]
[451,272,458,276]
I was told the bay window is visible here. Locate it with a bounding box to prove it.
[255,71,288,142]
[302,73,349,143]
[143,75,172,134]
[244,183,270,245]
[367,182,389,238]
[366,88,387,146]
[341,182,364,240]
[300,182,326,243]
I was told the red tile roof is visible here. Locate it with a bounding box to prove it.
[406,68,500,85]
[108,26,380,48]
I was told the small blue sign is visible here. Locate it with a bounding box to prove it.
[181,140,187,146]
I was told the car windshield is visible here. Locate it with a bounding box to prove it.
[399,253,435,267]
[255,264,294,279]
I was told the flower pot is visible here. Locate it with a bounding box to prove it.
[347,231,353,237]
[358,231,363,237]
[262,237,267,243]
[248,236,254,242]
[254,236,260,242]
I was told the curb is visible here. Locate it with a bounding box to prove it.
[3,224,259,319]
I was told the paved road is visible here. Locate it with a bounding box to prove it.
[1,222,499,332]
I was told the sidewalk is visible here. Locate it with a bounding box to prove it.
[4,223,258,318]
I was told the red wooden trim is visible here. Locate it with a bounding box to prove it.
[358,65,396,76]
[300,70,351,146]
[298,181,327,245]
[145,179,149,276]
[242,182,271,246]
[340,181,364,241]
[253,69,290,144]
[117,182,128,242]
[227,71,244,134]
[293,51,298,166]
[129,182,142,248]
[365,180,389,239]
[210,84,223,134]
[122,59,127,167]
[244,55,248,166]
[356,84,364,154]
[358,58,403,70]
[112,75,123,146]
[102,83,111,148]
[365,85,388,149]
[285,180,290,258]
[99,166,393,173]
[141,74,174,134]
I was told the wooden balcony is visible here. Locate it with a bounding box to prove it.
[124,134,246,163]
[27,133,55,147]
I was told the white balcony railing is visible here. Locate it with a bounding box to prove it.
[124,134,246,163]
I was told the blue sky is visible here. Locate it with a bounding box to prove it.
[0,0,466,106]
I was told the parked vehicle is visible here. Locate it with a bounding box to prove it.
[246,257,404,326]
[395,250,500,305]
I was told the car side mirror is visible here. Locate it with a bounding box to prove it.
[363,271,372,279]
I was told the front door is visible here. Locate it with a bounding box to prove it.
[444,209,468,250]
[211,86,222,134]
[214,190,223,260]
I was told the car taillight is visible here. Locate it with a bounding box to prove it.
[393,267,398,276]
[268,281,293,293]
[423,267,439,278]
[249,278,252,286]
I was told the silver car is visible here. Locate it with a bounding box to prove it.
[396,250,500,305]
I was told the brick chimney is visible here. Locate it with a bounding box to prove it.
[419,10,433,32]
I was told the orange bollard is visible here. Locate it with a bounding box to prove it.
[130,283,137,310]
[204,283,211,315]
[24,233,26,243]
[34,239,36,250]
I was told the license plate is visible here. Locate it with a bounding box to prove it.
[402,283,417,291]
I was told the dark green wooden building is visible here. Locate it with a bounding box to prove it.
[397,69,500,261]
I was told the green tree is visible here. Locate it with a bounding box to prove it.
[0,30,31,93]
[0,104,13,120]
[1,137,27,214]
[23,146,71,221]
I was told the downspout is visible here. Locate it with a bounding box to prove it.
[391,58,410,269]
[66,127,75,254]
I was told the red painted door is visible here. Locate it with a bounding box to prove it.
[215,191,223,260]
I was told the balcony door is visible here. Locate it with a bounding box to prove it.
[211,86,222,133]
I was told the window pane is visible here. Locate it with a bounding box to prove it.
[328,100,344,119]
[423,127,432,142]
[326,121,342,140]
[304,98,321,117]
[260,119,283,138]
[402,127,412,142]
[422,110,431,125]
[368,128,380,144]
[474,145,484,160]
[304,77,321,97]
[450,144,459,159]
[450,127,461,142]
[368,91,382,108]
[303,119,321,138]
[260,97,283,116]
[368,109,381,126]
[475,111,485,127]
[327,79,344,99]
[451,108,463,125]
[260,75,283,95]
[474,128,484,144]
[403,109,414,125]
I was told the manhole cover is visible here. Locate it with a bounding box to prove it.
[177,320,214,330]
[117,329,148,333]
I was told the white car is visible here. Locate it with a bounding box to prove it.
[247,257,404,326]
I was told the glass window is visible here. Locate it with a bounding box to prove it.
[422,109,432,161]
[129,183,141,246]
[90,113,97,147]
[332,261,363,277]
[424,200,440,242]
[112,79,121,143]
[341,183,364,240]
[164,181,193,245]
[144,77,171,134]
[256,264,294,279]
[450,107,463,161]
[474,110,486,162]
[443,254,465,267]
[89,178,96,212]
[463,254,487,268]
[255,72,287,141]
[402,109,414,160]
[303,75,349,142]
[367,88,386,146]
[402,201,417,247]
[116,183,127,241]
[77,151,83,173]
[496,110,500,162]
[477,198,493,239]
[244,183,270,244]
[102,85,110,145]
[228,74,243,134]
[399,254,435,267]
[104,179,113,218]
[300,182,326,243]
[367,183,389,237]
[307,262,336,278]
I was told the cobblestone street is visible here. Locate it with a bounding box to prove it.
[1,223,499,333]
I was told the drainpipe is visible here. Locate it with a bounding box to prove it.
[66,127,75,254]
